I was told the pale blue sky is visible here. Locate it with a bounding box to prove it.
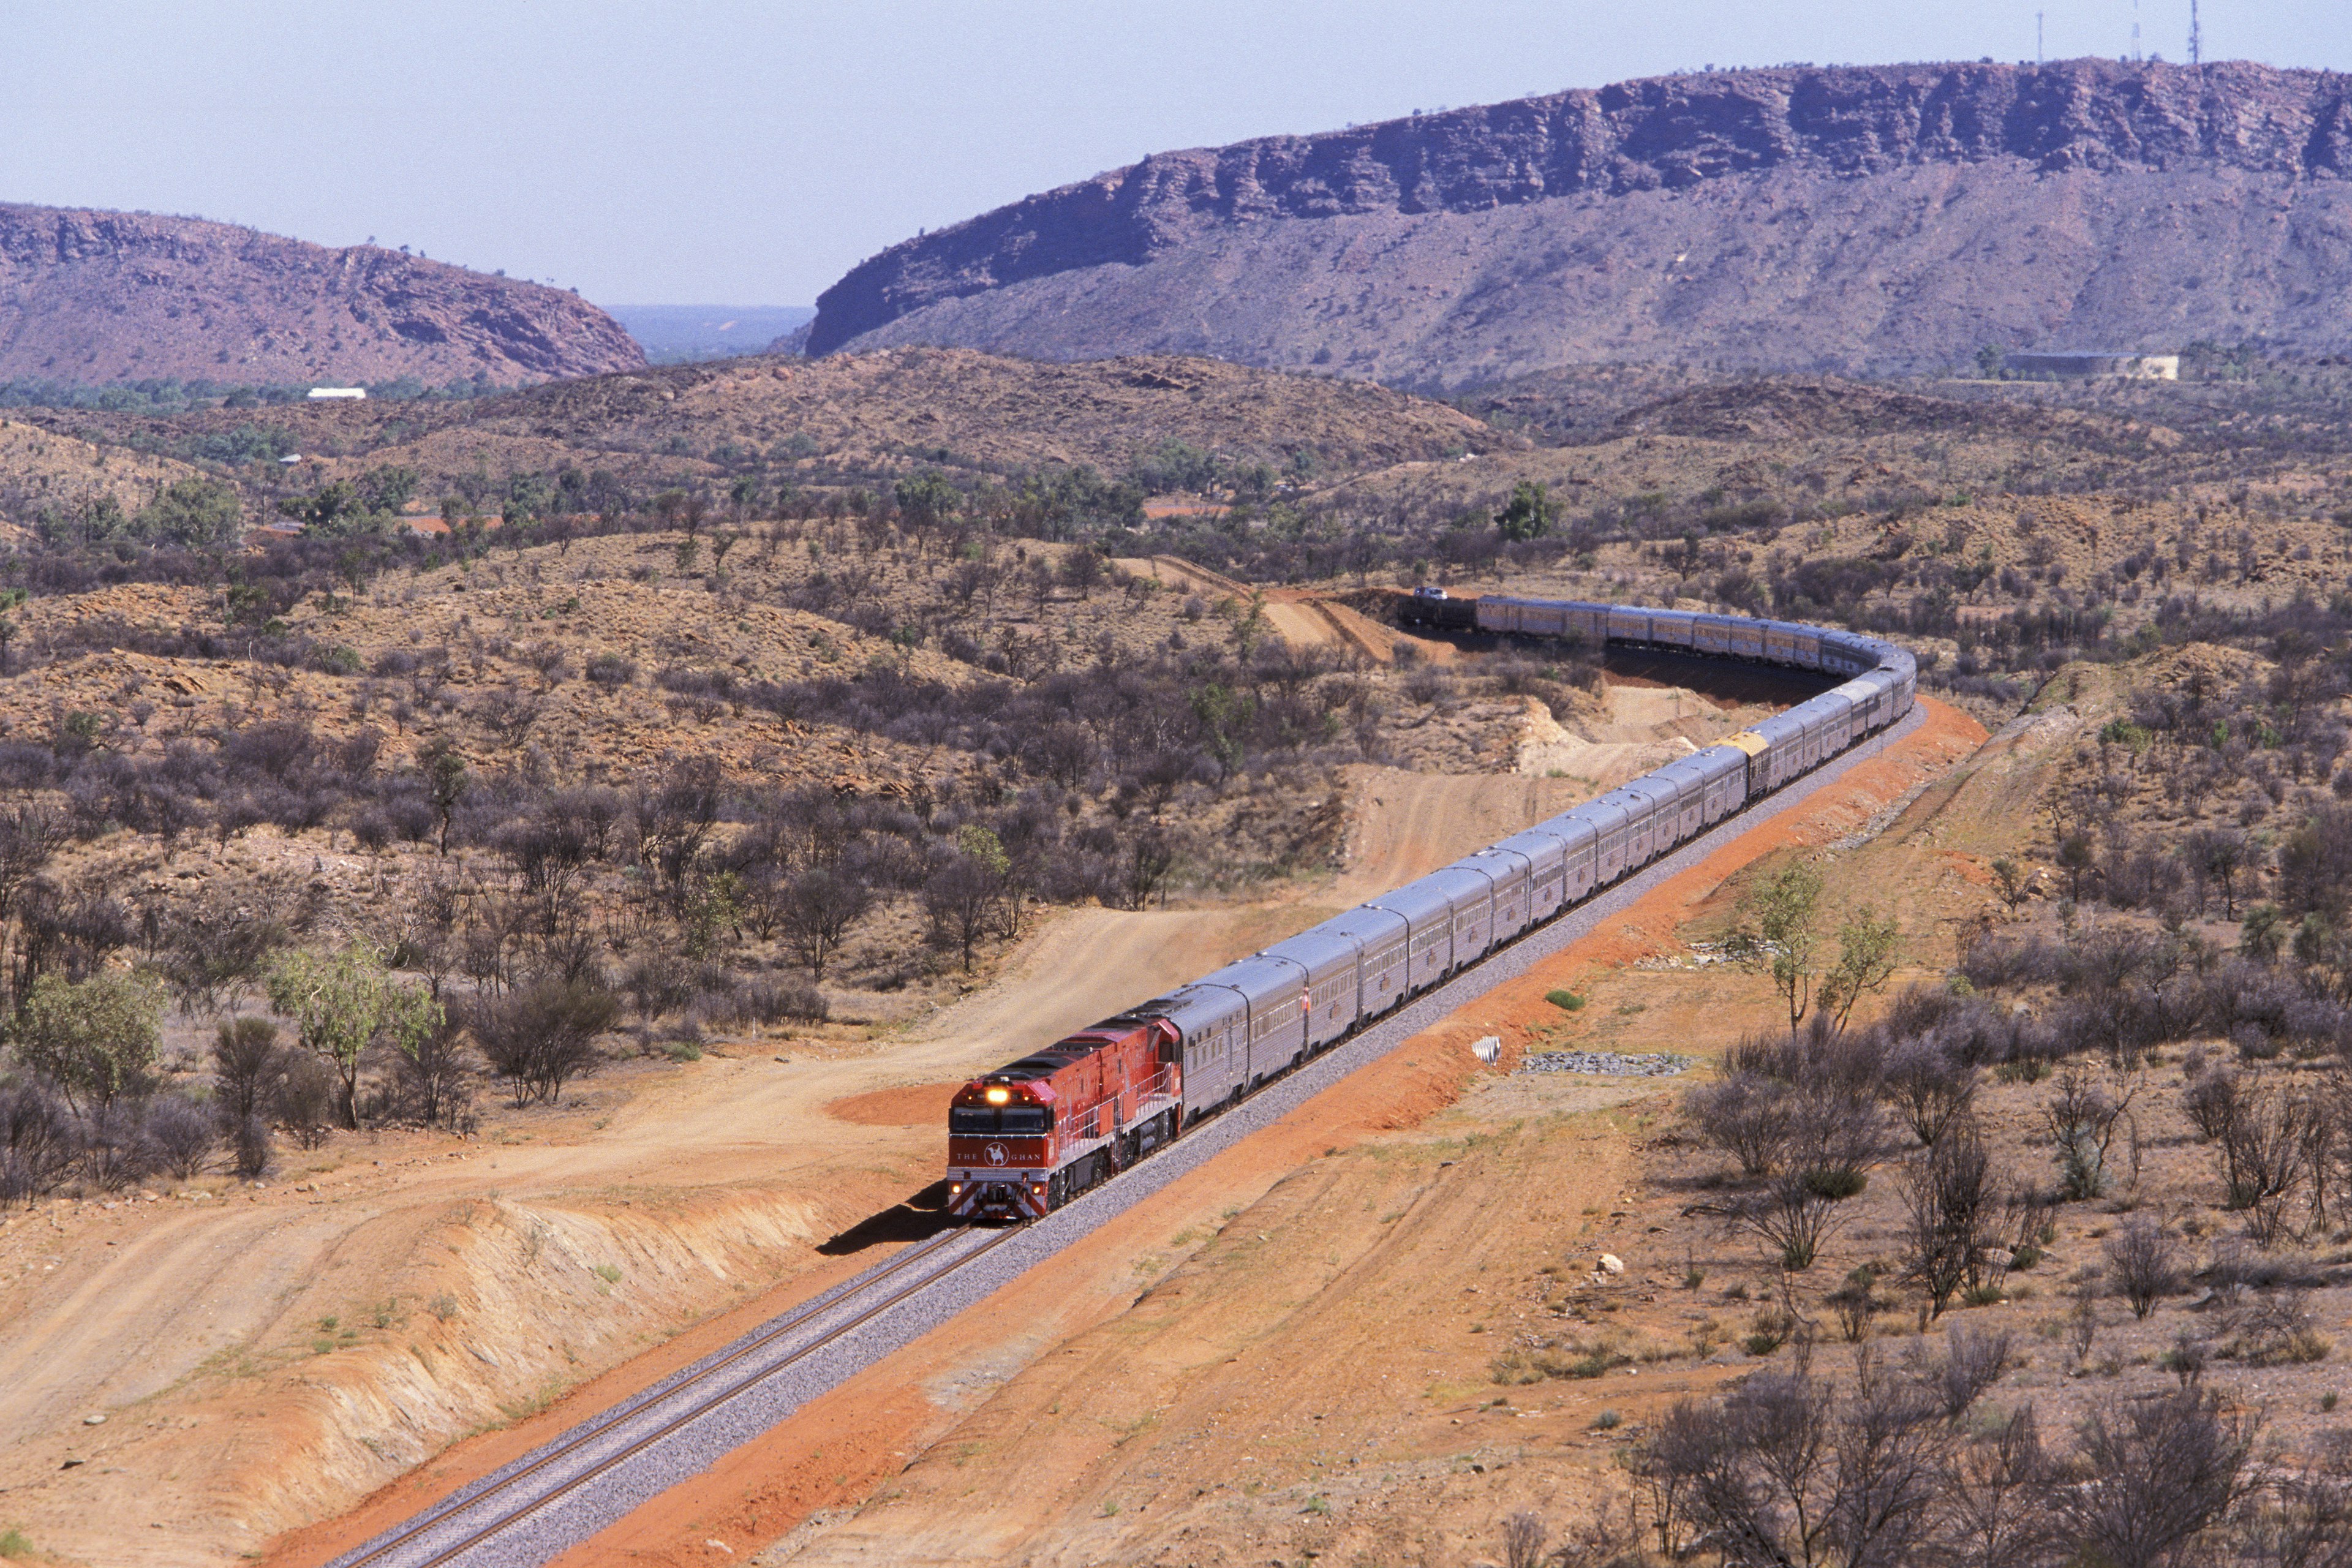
[2,2,2343,309]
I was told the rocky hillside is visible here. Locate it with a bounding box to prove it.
[0,203,646,385]
[805,59,2352,385]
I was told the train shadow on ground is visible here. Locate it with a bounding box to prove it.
[816,1181,957,1255]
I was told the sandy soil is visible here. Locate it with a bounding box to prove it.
[457,699,1989,1568]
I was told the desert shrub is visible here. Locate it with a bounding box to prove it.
[1705,1172,1852,1271]
[731,978,828,1026]
[584,652,638,686]
[466,979,618,1106]
[80,1102,150,1189]
[2216,1082,2312,1245]
[1913,1321,2016,1419]
[274,1054,338,1149]
[2105,1219,2183,1319]
[394,1014,477,1129]
[211,1017,284,1123]
[141,1093,217,1180]
[1684,1072,1793,1177]
[2219,1289,2333,1366]
[1898,1120,2032,1319]
[0,1077,78,1205]
[622,950,692,1022]
[1882,1035,1979,1145]
[230,1112,273,1180]
[2059,1387,2259,1567]
[2182,1067,2244,1144]
[2046,1064,2134,1200]
[1784,1088,1887,1199]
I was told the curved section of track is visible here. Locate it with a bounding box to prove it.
[329,700,1929,1568]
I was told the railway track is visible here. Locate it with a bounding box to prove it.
[326,701,1932,1568]
[327,1225,1021,1568]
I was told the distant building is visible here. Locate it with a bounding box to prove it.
[2006,352,2179,381]
[306,386,368,400]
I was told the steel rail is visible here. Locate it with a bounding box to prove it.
[338,1224,1014,1568]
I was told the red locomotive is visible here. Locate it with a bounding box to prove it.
[946,1008,1184,1221]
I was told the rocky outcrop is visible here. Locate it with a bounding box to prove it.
[0,204,646,385]
[804,60,2352,382]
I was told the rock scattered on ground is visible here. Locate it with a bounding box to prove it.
[1517,1050,1691,1076]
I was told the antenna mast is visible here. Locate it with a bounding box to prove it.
[2190,0,2202,65]
[2133,0,2141,61]
[2037,10,2045,63]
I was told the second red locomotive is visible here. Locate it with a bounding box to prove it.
[946,1009,1184,1221]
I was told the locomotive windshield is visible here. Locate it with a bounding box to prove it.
[951,1106,1050,1135]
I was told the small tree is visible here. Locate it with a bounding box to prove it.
[2046,1065,2135,1202]
[424,741,470,855]
[777,867,869,981]
[1820,904,1901,1031]
[265,946,441,1129]
[924,856,999,971]
[1494,480,1558,541]
[1733,859,1825,1035]
[12,970,164,1113]
[1898,1121,2003,1319]
[137,477,245,548]
[893,470,960,529]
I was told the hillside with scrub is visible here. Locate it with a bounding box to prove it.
[0,341,2345,1564]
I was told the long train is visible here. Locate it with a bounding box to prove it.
[944,597,1918,1221]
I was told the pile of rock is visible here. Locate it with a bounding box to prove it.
[1518,1050,1691,1077]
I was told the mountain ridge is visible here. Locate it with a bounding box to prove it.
[802,59,2352,383]
[0,202,646,385]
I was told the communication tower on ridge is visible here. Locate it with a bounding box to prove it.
[2190,0,2203,65]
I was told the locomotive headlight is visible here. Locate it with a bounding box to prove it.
[985,1086,1011,1105]
[949,1182,962,1194]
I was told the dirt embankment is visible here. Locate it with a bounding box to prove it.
[491,699,1989,1568]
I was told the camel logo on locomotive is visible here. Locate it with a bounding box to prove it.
[985,1142,1008,1166]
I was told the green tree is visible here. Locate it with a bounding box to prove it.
[277,480,371,535]
[1732,860,1825,1035]
[355,464,420,514]
[1975,344,2006,378]
[1820,905,1901,1031]
[1494,480,1558,542]
[265,946,440,1129]
[12,970,164,1113]
[1188,680,1255,781]
[893,470,962,529]
[137,477,245,547]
